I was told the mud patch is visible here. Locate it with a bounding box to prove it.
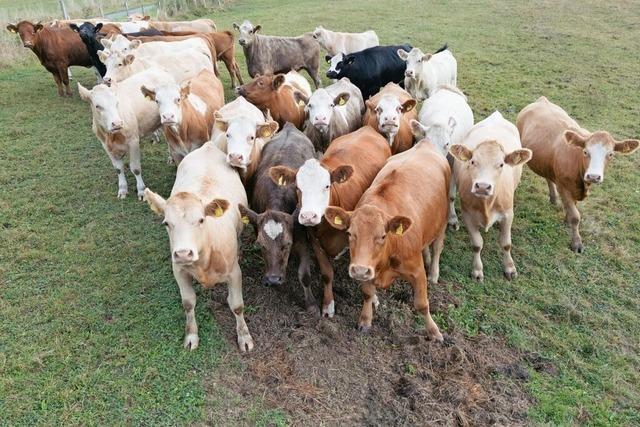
[205,232,532,425]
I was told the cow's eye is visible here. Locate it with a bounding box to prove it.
[325,184,330,190]
[249,135,255,140]
[470,160,475,166]
[583,149,589,156]
[499,163,504,168]
[162,220,168,227]
[175,98,180,103]
[607,152,614,158]
[198,218,204,224]
[95,105,102,110]
[258,81,263,86]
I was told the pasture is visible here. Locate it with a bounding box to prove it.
[1,0,639,425]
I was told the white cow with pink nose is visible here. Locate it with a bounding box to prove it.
[397,44,457,101]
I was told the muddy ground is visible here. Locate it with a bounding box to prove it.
[204,231,545,426]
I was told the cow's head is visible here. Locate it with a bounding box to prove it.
[302,87,350,132]
[128,13,150,22]
[366,94,416,143]
[145,189,230,265]
[270,159,353,226]
[326,53,351,79]
[450,140,532,198]
[563,130,639,184]
[141,82,190,126]
[7,21,44,49]
[70,22,104,47]
[233,20,261,47]
[235,74,285,106]
[100,34,138,56]
[239,205,295,286]
[214,111,278,169]
[324,205,412,282]
[397,47,428,79]
[100,50,138,85]
[78,83,124,134]
[410,118,456,157]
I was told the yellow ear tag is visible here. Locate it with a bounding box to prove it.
[298,99,305,107]
[145,95,152,101]
[9,28,16,33]
[214,206,224,217]
[241,215,249,224]
[277,176,286,186]
[338,97,346,106]
[334,216,343,225]
[261,128,272,138]
[395,223,404,235]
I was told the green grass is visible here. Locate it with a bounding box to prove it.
[2,0,640,425]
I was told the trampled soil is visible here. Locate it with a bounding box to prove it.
[205,231,536,426]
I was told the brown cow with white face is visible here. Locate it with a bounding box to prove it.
[516,96,639,252]
[324,141,450,340]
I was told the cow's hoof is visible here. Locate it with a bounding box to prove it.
[571,242,584,253]
[428,278,439,286]
[503,269,517,281]
[117,191,128,199]
[137,192,145,201]
[184,333,199,350]
[307,304,321,317]
[357,323,371,333]
[372,294,380,310]
[238,333,254,353]
[322,300,335,318]
[427,328,444,343]
[472,270,484,282]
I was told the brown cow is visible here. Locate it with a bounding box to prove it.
[516,96,639,252]
[363,82,417,154]
[323,141,450,340]
[269,126,391,317]
[6,21,93,97]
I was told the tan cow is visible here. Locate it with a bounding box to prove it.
[323,141,450,341]
[450,111,532,281]
[516,96,639,252]
[144,142,253,352]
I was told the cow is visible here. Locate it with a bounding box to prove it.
[323,141,450,340]
[144,142,253,352]
[311,26,379,56]
[239,123,318,312]
[269,126,391,317]
[235,71,312,130]
[210,96,279,181]
[516,96,639,252]
[233,20,322,88]
[325,44,411,100]
[148,19,216,33]
[300,77,365,152]
[410,85,474,229]
[362,82,417,154]
[69,22,121,78]
[449,111,532,281]
[140,69,224,165]
[397,44,457,101]
[78,68,174,200]
[6,21,94,97]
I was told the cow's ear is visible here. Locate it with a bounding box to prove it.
[94,23,103,33]
[333,92,350,107]
[144,189,166,216]
[449,144,473,162]
[330,165,354,184]
[293,90,308,108]
[252,25,262,34]
[365,99,375,111]
[123,54,135,65]
[213,112,229,132]
[6,23,18,33]
[563,130,587,148]
[34,22,44,32]
[100,38,112,49]
[613,138,640,155]
[97,50,109,63]
[129,39,142,49]
[272,74,286,90]
[269,165,297,186]
[180,82,191,98]
[232,22,240,31]
[257,120,279,139]
[69,23,79,32]
[386,215,412,236]
[325,54,332,63]
[401,99,416,113]
[205,198,230,218]
[140,85,156,101]
[324,206,350,230]
[397,49,408,60]
[504,148,532,167]
[422,53,432,62]
[238,204,258,227]
[409,119,428,139]
[77,83,92,102]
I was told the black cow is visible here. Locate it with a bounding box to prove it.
[238,122,318,314]
[325,44,412,100]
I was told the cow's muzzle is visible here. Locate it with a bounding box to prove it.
[472,182,493,197]
[326,71,338,79]
[263,274,284,287]
[349,264,374,281]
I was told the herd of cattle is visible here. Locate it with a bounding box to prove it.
[6,15,639,352]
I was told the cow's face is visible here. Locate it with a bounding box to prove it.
[235,74,284,105]
[234,20,261,47]
[397,48,428,79]
[564,130,639,184]
[70,22,103,46]
[304,89,350,131]
[410,118,456,157]
[78,83,124,134]
[7,21,43,48]
[145,190,230,265]
[141,83,187,126]
[367,95,416,141]
[100,51,136,85]
[240,206,294,286]
[450,141,532,198]
[326,53,349,79]
[214,113,278,169]
[324,205,412,282]
[101,35,138,55]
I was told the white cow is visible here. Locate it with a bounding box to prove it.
[78,68,174,200]
[410,85,474,229]
[101,35,210,61]
[144,142,253,352]
[397,45,457,101]
[312,26,379,56]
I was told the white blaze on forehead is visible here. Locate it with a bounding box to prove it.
[328,53,344,73]
[297,158,331,218]
[187,93,207,116]
[585,143,608,179]
[307,89,334,124]
[263,219,283,240]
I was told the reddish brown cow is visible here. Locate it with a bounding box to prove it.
[270,126,391,317]
[323,141,450,340]
[6,21,93,97]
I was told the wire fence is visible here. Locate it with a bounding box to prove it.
[56,0,225,20]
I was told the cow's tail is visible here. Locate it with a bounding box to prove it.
[434,42,448,54]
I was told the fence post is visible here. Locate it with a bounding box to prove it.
[59,0,70,19]
[99,1,105,17]
[141,1,145,15]
[124,1,130,16]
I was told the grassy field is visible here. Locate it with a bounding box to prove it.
[1,0,639,425]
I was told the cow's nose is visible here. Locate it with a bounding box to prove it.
[315,116,327,123]
[162,114,174,122]
[173,249,195,263]
[263,274,284,286]
[103,77,112,85]
[585,173,602,183]
[405,70,413,77]
[473,182,492,194]
[299,211,319,225]
[349,264,374,281]
[234,86,244,95]
[227,153,244,165]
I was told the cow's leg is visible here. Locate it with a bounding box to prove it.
[227,263,254,352]
[462,210,484,281]
[499,210,517,280]
[67,68,73,81]
[92,66,104,84]
[428,227,446,285]
[59,65,72,97]
[310,237,334,317]
[294,228,318,315]
[51,71,64,97]
[305,66,321,89]
[407,264,443,342]
[128,138,146,200]
[560,187,583,253]
[547,179,558,205]
[105,150,128,199]
[151,129,162,144]
[422,245,431,270]
[222,57,236,88]
[233,59,244,85]
[448,177,459,230]
[357,280,377,332]
[173,265,199,350]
